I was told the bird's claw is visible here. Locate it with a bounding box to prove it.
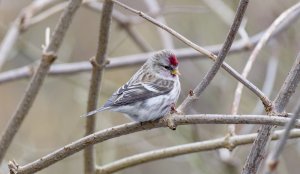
[170,104,183,115]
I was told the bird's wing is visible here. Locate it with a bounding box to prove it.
[103,79,174,107]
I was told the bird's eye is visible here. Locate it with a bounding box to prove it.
[163,65,173,70]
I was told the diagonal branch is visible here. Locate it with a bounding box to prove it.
[85,1,152,52]
[202,0,249,42]
[96,129,300,174]
[0,0,57,70]
[242,52,300,174]
[231,2,300,126]
[145,0,174,49]
[6,114,300,174]
[112,0,271,110]
[265,97,300,173]
[0,0,83,165]
[177,0,249,114]
[84,1,114,174]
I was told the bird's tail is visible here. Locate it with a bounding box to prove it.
[80,107,110,117]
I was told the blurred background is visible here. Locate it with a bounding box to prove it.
[1,0,300,173]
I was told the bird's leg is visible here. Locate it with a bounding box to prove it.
[170,103,183,115]
[159,103,183,130]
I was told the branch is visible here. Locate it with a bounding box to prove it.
[231,1,300,123]
[6,114,300,174]
[95,129,300,174]
[202,0,249,42]
[242,52,300,174]
[85,1,152,52]
[112,0,213,58]
[0,0,57,70]
[0,18,296,85]
[177,0,249,114]
[112,0,272,110]
[0,0,83,165]
[265,97,300,173]
[145,0,174,49]
[240,43,279,134]
[264,54,300,173]
[84,1,114,174]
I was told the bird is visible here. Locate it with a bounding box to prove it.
[83,50,181,122]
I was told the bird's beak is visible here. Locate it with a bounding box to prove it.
[171,69,181,76]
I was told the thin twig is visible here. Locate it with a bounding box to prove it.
[239,42,279,135]
[177,0,249,114]
[113,0,272,110]
[85,1,152,52]
[145,0,174,49]
[7,114,300,174]
[96,129,300,174]
[202,0,249,42]
[0,34,253,84]
[242,52,300,174]
[0,0,57,70]
[29,1,69,26]
[1,16,297,85]
[264,54,300,174]
[84,1,114,174]
[0,0,83,165]
[231,2,300,135]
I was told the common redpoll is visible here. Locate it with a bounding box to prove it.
[83,50,181,122]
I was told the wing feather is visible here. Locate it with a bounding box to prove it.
[103,78,174,107]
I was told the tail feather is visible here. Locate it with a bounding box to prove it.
[81,107,110,117]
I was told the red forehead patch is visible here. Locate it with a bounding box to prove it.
[169,55,178,66]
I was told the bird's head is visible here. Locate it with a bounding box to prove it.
[149,50,180,79]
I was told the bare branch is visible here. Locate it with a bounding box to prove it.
[240,43,279,135]
[96,129,300,174]
[242,52,300,174]
[177,0,249,114]
[1,15,297,85]
[0,34,255,84]
[0,0,83,165]
[231,2,300,121]
[263,53,300,174]
[29,1,69,26]
[0,0,57,70]
[112,0,213,58]
[112,0,273,110]
[145,0,174,49]
[84,1,114,174]
[8,114,300,174]
[202,0,249,42]
[85,1,152,52]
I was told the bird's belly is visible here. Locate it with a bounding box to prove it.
[113,80,180,122]
[113,95,176,122]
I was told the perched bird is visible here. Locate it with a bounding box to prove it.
[83,50,181,122]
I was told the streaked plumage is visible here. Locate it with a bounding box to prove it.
[83,50,181,122]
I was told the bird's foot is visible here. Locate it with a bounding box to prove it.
[170,103,183,115]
